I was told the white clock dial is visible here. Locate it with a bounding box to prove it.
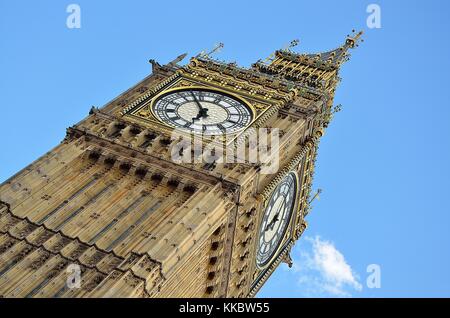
[152,88,253,135]
[256,172,297,268]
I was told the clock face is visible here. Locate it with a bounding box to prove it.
[256,172,297,268]
[152,88,253,135]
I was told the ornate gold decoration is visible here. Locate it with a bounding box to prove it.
[0,32,361,298]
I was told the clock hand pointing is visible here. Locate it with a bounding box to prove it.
[192,112,204,122]
[265,201,286,232]
[190,91,208,122]
[265,213,280,232]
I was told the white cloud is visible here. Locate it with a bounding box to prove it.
[290,235,362,297]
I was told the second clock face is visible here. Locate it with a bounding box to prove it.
[256,172,297,268]
[152,88,253,135]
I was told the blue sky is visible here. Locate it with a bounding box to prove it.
[1,1,449,297]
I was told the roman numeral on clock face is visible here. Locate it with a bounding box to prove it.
[152,88,253,136]
[256,172,297,268]
[216,124,226,133]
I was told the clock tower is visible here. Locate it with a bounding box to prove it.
[0,32,362,298]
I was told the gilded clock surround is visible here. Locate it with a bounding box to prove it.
[255,171,299,270]
[122,76,278,146]
[146,85,256,135]
[0,31,362,298]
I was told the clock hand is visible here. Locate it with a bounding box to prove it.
[192,112,203,122]
[265,214,280,232]
[190,91,208,121]
[265,201,285,232]
[191,110,208,122]
[190,91,203,111]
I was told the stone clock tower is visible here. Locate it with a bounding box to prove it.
[0,32,362,298]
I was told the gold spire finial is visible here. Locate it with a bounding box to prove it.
[286,39,300,51]
[198,42,224,58]
[260,38,300,65]
[167,53,187,67]
[308,188,322,204]
[345,30,364,49]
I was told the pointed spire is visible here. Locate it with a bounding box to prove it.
[345,29,364,48]
[286,39,300,51]
[303,30,364,67]
[251,31,363,89]
[197,43,224,59]
[167,53,188,67]
[260,38,300,65]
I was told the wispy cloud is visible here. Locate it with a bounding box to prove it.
[290,235,362,297]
